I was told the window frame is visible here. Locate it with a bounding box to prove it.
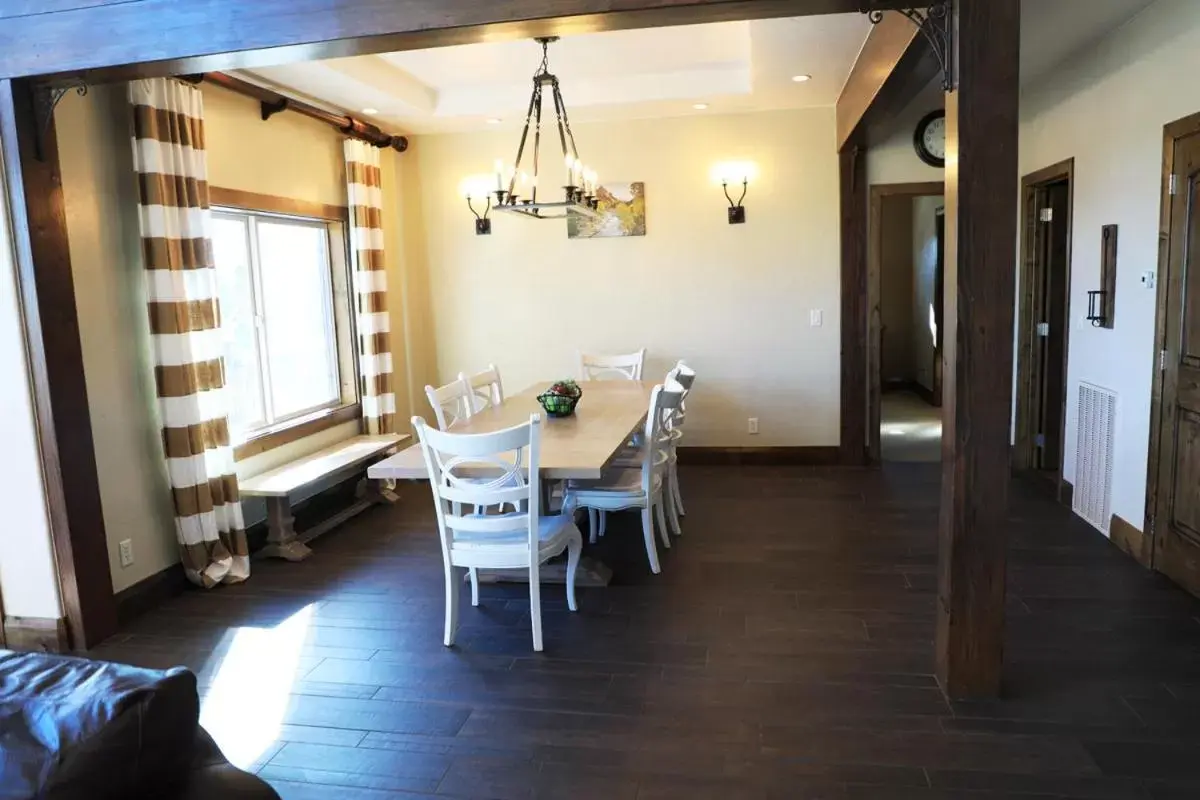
[208,188,361,461]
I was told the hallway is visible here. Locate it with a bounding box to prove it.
[92,466,1200,799]
[881,391,942,463]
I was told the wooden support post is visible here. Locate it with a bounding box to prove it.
[0,78,115,649]
[839,134,868,466]
[935,0,1021,699]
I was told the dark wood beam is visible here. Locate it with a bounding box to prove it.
[0,0,911,83]
[836,12,918,149]
[935,0,1021,699]
[839,134,868,466]
[0,79,117,649]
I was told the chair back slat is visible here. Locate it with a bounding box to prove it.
[425,377,475,430]
[460,364,504,414]
[579,349,646,381]
[637,382,684,492]
[445,511,531,534]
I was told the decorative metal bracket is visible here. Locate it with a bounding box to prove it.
[867,1,955,93]
[33,80,88,162]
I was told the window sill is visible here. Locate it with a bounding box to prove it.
[233,403,361,462]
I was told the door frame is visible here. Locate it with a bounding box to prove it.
[1146,110,1200,568]
[1013,159,1074,495]
[867,181,944,463]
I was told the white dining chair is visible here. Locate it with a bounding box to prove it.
[668,361,695,519]
[459,364,504,414]
[425,377,475,430]
[413,414,583,652]
[578,349,647,381]
[566,382,683,574]
[603,362,691,539]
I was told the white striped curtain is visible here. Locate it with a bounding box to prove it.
[344,140,396,434]
[129,78,249,588]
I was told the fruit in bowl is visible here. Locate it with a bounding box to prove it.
[537,379,583,417]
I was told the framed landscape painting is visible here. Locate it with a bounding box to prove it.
[568,182,646,239]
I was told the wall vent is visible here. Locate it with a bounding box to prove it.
[1073,382,1116,534]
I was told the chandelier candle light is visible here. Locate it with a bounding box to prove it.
[490,37,601,221]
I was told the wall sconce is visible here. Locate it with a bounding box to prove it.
[461,175,494,235]
[711,161,757,225]
[468,196,492,235]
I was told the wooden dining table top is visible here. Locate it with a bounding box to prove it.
[367,380,654,481]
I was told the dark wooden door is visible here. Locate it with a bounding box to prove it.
[1034,181,1071,471]
[1155,129,1200,592]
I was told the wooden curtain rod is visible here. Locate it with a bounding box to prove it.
[186,72,408,153]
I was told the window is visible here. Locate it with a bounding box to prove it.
[210,208,355,443]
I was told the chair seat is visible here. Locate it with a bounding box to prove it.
[569,468,661,495]
[451,513,577,558]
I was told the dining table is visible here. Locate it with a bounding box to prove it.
[367,379,656,586]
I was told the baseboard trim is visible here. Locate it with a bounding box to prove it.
[1110,513,1151,568]
[677,446,840,466]
[115,563,190,627]
[1058,478,1074,509]
[3,616,69,652]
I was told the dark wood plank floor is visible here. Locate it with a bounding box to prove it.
[90,466,1200,799]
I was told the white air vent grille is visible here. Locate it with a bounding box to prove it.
[1073,382,1116,534]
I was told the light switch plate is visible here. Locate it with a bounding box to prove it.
[810,309,823,327]
[1141,270,1156,289]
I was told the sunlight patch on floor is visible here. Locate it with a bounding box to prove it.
[199,603,315,769]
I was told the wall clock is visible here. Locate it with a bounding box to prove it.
[914,110,947,168]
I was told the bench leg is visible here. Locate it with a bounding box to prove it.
[260,496,312,561]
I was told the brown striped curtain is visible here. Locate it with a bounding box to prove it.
[344,140,396,434]
[129,78,249,588]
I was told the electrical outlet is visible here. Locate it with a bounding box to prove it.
[119,539,134,568]
[748,417,759,435]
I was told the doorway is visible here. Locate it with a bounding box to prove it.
[1014,160,1074,494]
[1147,111,1200,595]
[868,182,945,463]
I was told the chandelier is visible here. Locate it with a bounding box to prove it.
[491,37,601,220]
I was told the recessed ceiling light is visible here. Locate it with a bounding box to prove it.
[361,107,379,115]
[486,118,502,124]
[791,74,812,83]
[693,103,709,110]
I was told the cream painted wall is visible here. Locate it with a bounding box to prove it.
[56,81,411,593]
[867,79,944,188]
[408,109,841,446]
[202,85,346,208]
[59,85,179,595]
[0,131,62,618]
[1018,0,1200,532]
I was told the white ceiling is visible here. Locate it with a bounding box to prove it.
[241,14,871,135]
[238,0,1157,136]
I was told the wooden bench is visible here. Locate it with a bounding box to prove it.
[240,433,408,561]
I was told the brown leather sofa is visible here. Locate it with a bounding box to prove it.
[0,649,279,800]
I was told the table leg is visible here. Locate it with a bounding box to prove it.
[539,479,556,516]
[259,496,313,561]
